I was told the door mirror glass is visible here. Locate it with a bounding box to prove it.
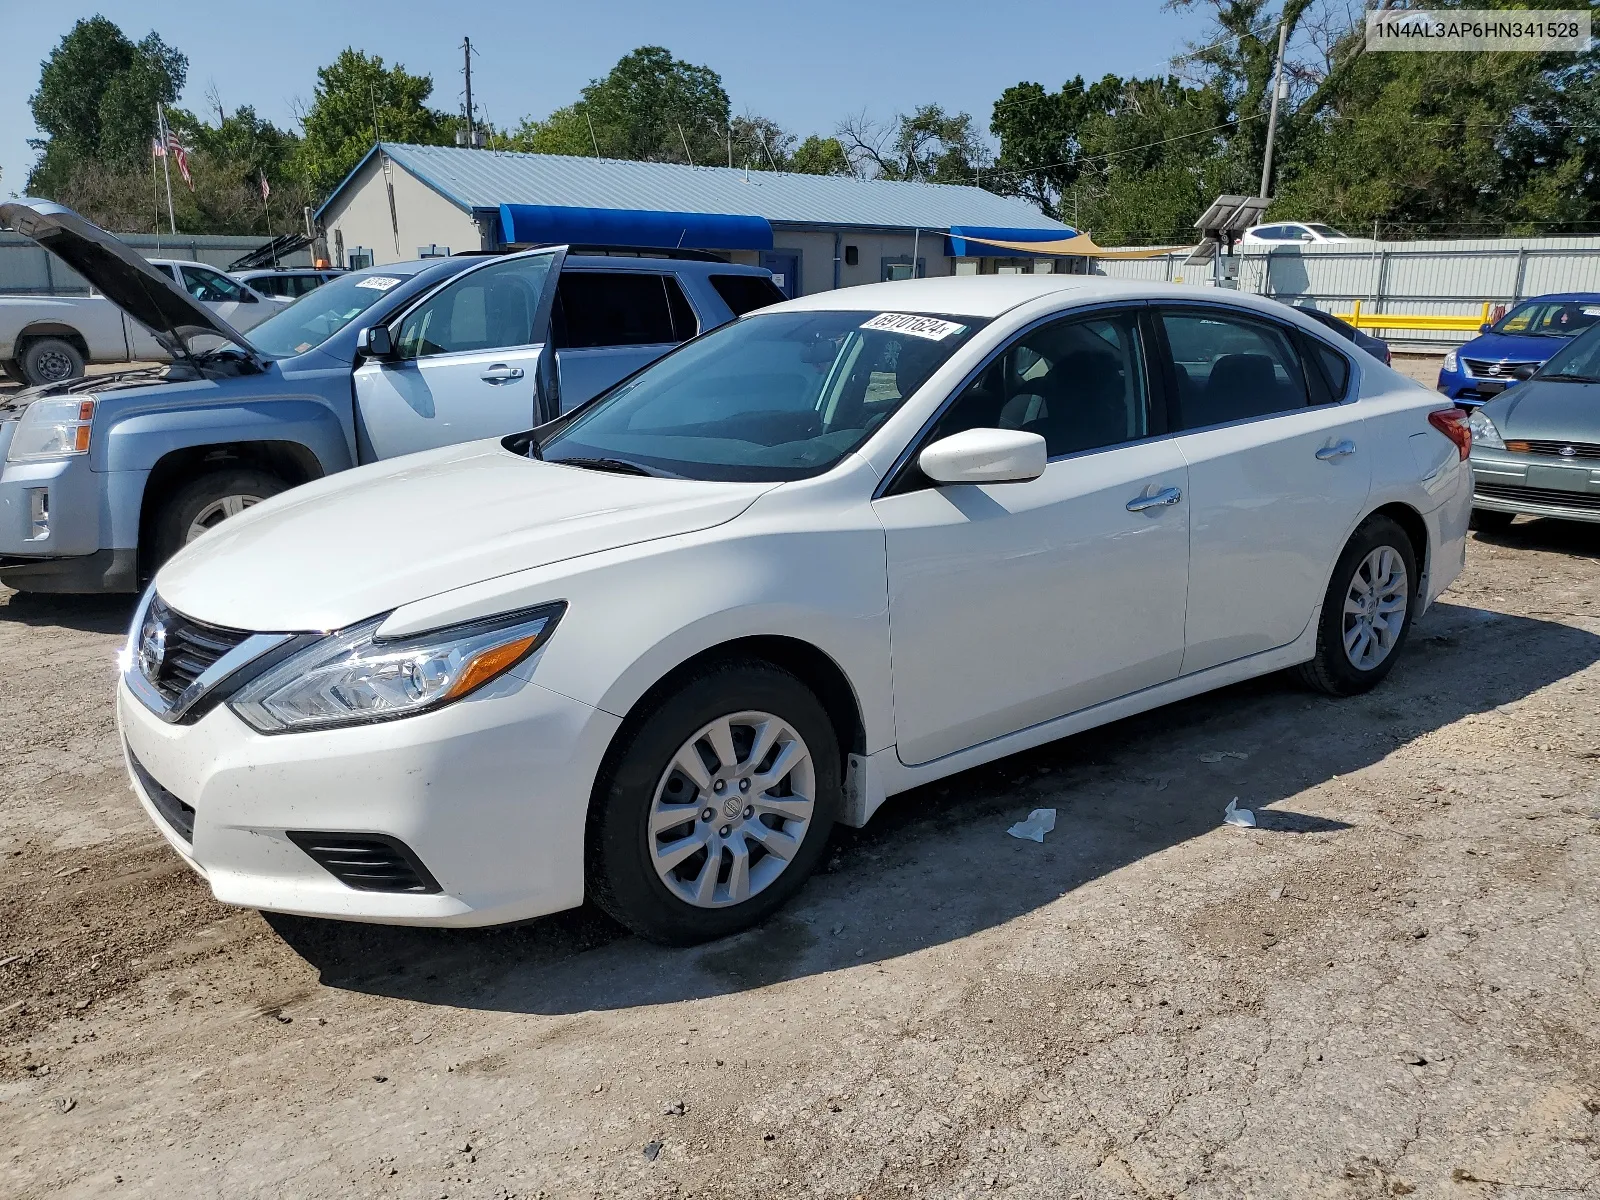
[919,428,1047,485]
[360,325,395,358]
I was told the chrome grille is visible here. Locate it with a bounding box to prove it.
[1463,358,1538,380]
[138,596,252,705]
[1514,440,1600,460]
[1475,481,1600,511]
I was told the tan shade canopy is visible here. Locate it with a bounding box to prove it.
[952,232,1184,259]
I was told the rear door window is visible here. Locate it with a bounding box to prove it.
[710,274,787,316]
[1159,309,1311,429]
[553,272,694,348]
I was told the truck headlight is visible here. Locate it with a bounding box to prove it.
[7,397,95,462]
[229,603,564,734]
[1467,409,1505,450]
[1443,349,1459,374]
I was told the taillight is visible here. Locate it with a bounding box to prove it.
[1428,408,1471,460]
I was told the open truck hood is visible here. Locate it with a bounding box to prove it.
[0,198,254,364]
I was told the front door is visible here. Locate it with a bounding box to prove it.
[1154,305,1372,674]
[760,252,800,299]
[874,308,1190,766]
[353,250,563,461]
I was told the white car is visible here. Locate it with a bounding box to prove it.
[116,276,1472,944]
[1241,222,1352,245]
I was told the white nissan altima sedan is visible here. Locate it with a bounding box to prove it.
[117,275,1472,944]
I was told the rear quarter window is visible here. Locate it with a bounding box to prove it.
[709,274,786,317]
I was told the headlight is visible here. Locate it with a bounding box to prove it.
[1443,349,1459,373]
[229,603,564,733]
[7,397,95,462]
[1467,409,1505,450]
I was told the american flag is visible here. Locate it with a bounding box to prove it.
[165,133,193,190]
[259,171,271,202]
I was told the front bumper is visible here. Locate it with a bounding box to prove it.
[1437,368,1522,408]
[116,660,621,926]
[1470,448,1600,525]
[0,450,137,591]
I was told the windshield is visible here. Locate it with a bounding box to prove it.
[1533,324,1600,382]
[540,310,987,481]
[1491,299,1600,338]
[245,269,421,357]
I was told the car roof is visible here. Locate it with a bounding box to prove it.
[774,275,1251,319]
[1511,292,1600,303]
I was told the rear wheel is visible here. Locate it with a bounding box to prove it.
[587,661,839,945]
[1470,508,1515,533]
[150,468,287,572]
[1298,515,1419,697]
[19,338,85,387]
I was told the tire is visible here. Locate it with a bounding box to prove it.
[2,359,23,383]
[587,660,840,945]
[1298,515,1420,697]
[150,469,288,572]
[19,338,85,387]
[1470,508,1515,533]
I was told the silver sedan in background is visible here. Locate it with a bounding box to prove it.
[1469,322,1600,529]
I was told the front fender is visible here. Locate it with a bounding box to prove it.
[99,398,356,476]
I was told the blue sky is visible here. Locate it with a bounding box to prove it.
[2,1,1215,198]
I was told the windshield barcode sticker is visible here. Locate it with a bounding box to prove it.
[860,313,966,341]
[355,276,401,291]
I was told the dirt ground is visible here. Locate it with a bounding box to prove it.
[3,518,1599,1198]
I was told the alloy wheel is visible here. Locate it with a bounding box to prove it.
[648,710,816,909]
[185,495,263,543]
[1342,545,1409,671]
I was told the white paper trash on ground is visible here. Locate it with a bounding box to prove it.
[1223,798,1257,828]
[1007,808,1058,842]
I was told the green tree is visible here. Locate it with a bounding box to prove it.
[513,46,732,164]
[28,17,187,192]
[837,104,988,182]
[788,134,852,176]
[294,49,451,196]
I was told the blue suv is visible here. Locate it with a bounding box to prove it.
[1438,292,1600,407]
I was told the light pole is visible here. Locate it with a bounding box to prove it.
[1259,21,1288,199]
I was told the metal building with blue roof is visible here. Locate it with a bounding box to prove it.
[316,142,1078,296]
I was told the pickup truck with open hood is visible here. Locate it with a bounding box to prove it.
[0,199,782,593]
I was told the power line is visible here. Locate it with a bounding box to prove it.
[982,112,1265,183]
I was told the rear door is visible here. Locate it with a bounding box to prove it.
[552,270,700,412]
[1155,304,1371,674]
[352,249,564,461]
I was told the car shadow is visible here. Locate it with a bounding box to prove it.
[265,599,1600,1014]
[0,589,136,635]
[1473,517,1600,560]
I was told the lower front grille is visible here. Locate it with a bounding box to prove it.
[127,747,195,843]
[286,832,442,894]
[1475,481,1600,511]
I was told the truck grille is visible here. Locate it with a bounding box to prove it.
[1475,482,1600,511]
[1463,358,1538,380]
[138,596,252,705]
[285,832,442,894]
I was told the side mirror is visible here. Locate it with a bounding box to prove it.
[359,325,395,358]
[918,428,1047,485]
[1479,322,1492,334]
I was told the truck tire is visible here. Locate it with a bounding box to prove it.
[150,469,288,571]
[2,359,23,383]
[19,338,86,387]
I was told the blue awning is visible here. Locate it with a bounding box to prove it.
[498,204,773,252]
[946,225,1082,258]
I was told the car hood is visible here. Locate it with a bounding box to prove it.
[1483,378,1600,440]
[155,442,776,632]
[0,198,252,362]
[1460,330,1572,365]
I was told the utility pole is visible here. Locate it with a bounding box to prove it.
[461,37,477,147]
[1259,20,1288,198]
[156,103,177,235]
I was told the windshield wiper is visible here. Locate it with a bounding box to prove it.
[1537,372,1600,383]
[548,455,657,477]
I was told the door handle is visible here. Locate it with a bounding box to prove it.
[1126,486,1183,513]
[1316,439,1357,461]
[481,365,524,383]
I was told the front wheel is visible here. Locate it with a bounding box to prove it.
[149,469,287,573]
[1298,515,1419,697]
[587,661,839,945]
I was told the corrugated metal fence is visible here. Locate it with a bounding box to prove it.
[1090,236,1600,350]
[0,232,310,295]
